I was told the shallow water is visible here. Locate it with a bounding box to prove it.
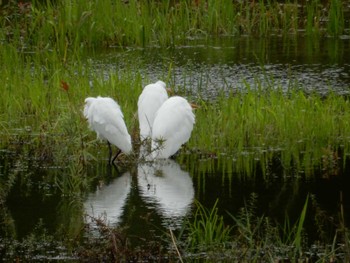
[1,36,350,259]
[3,154,349,247]
[85,155,350,240]
[85,159,196,245]
[88,36,350,98]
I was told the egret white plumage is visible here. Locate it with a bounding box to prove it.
[84,96,132,163]
[151,96,195,159]
[137,80,168,140]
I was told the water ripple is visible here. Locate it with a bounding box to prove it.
[86,36,350,98]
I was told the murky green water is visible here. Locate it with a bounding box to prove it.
[1,36,350,259]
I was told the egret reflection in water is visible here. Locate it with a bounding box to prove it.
[84,171,131,226]
[137,159,194,228]
[83,160,194,230]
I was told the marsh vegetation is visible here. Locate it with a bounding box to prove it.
[1,0,350,261]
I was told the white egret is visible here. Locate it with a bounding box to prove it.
[84,96,132,163]
[137,80,168,140]
[151,96,195,159]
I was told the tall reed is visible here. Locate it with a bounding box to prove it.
[1,0,347,49]
[327,0,345,36]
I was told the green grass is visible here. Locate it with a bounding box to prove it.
[328,0,345,36]
[181,199,232,251]
[186,88,350,177]
[1,0,347,50]
[176,194,348,262]
[1,42,350,181]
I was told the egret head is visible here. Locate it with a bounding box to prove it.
[156,80,174,95]
[155,80,166,88]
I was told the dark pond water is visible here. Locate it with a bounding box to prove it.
[1,36,350,258]
[89,36,350,97]
[2,153,350,249]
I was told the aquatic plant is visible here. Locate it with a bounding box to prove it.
[1,192,348,261]
[306,0,322,36]
[280,194,309,255]
[183,199,232,251]
[187,88,350,177]
[327,0,345,36]
[178,195,349,262]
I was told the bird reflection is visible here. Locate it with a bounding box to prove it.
[137,159,194,227]
[84,171,131,226]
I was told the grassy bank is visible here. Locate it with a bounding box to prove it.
[1,0,348,50]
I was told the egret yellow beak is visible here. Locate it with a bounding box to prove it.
[166,88,174,95]
[190,103,199,109]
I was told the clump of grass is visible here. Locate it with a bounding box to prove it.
[188,89,350,176]
[280,194,309,255]
[327,0,345,36]
[306,0,322,36]
[180,199,232,253]
[178,195,349,262]
[75,216,130,262]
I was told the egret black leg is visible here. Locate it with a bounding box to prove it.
[107,141,113,163]
[111,161,119,172]
[107,160,119,174]
[112,149,122,164]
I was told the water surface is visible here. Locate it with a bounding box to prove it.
[88,36,350,98]
[3,155,349,246]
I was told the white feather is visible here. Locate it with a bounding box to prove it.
[84,96,132,154]
[151,96,195,159]
[137,80,168,140]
